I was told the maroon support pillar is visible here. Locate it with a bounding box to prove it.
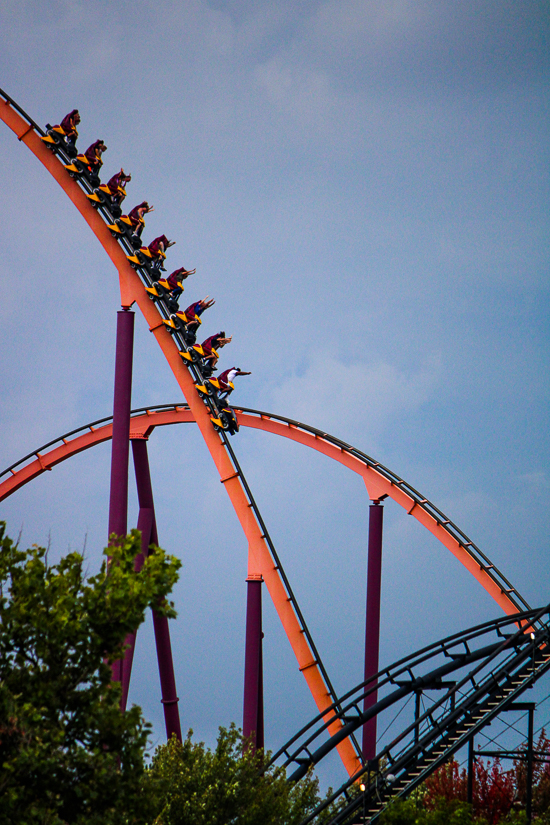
[120,505,152,711]
[109,310,134,685]
[108,310,134,540]
[362,500,384,760]
[130,439,182,742]
[243,576,264,751]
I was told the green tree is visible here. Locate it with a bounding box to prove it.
[145,725,334,825]
[0,521,180,825]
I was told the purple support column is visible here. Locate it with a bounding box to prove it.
[108,310,134,540]
[109,310,134,686]
[120,506,153,711]
[131,439,182,742]
[243,576,264,751]
[362,500,384,761]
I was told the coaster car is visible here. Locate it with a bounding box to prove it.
[211,401,239,435]
[179,344,217,366]
[162,309,192,334]
[195,377,233,398]
[87,185,123,217]
[41,124,77,158]
[108,215,134,237]
[144,280,180,312]
[64,155,100,187]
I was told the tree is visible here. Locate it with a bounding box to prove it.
[144,725,335,825]
[424,758,515,824]
[0,521,181,825]
[513,730,550,819]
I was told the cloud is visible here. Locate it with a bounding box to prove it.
[253,56,337,130]
[270,350,441,444]
[516,470,550,491]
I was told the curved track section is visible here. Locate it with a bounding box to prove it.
[284,605,550,824]
[0,403,530,618]
[0,91,534,786]
[0,90,360,775]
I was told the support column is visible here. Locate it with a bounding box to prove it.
[362,500,384,761]
[527,705,534,823]
[124,439,182,742]
[243,575,264,751]
[120,505,152,710]
[109,310,134,686]
[414,690,421,747]
[108,310,134,541]
[467,735,475,804]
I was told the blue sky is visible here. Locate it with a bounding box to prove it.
[0,0,548,784]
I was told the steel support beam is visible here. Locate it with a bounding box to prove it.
[362,501,384,760]
[243,577,264,751]
[467,735,475,804]
[128,438,182,742]
[527,704,534,823]
[120,506,152,710]
[108,310,134,541]
[109,310,134,686]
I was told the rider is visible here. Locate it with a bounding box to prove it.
[60,109,80,148]
[215,367,251,399]
[105,168,131,205]
[165,266,196,300]
[181,296,215,329]
[127,201,153,239]
[147,235,175,268]
[83,139,107,173]
[200,331,232,371]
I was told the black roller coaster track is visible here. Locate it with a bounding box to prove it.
[0,401,531,618]
[1,90,540,809]
[277,604,550,824]
[0,88,364,759]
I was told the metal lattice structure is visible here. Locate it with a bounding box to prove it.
[1,90,546,822]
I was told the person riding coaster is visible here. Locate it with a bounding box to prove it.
[127,234,174,272]
[87,168,131,212]
[108,200,153,240]
[148,267,197,305]
[196,366,251,399]
[41,109,80,156]
[65,139,107,186]
[180,331,232,377]
[162,296,213,341]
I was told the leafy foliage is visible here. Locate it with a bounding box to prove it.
[424,758,515,824]
[145,725,333,825]
[380,733,550,825]
[0,522,180,825]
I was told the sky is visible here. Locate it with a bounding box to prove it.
[0,0,549,787]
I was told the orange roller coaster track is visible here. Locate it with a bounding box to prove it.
[0,402,530,619]
[0,90,530,778]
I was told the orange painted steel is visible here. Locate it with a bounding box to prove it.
[0,98,359,776]
[1,405,522,619]
[236,413,521,618]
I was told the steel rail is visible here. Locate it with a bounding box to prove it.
[235,407,529,615]
[0,402,529,619]
[0,88,532,774]
[0,404,192,481]
[271,606,544,769]
[0,91,361,774]
[298,604,550,824]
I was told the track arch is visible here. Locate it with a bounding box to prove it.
[0,402,530,618]
[0,90,360,776]
[289,604,550,823]
[0,89,531,779]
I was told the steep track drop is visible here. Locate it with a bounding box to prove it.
[0,89,533,781]
[0,90,360,775]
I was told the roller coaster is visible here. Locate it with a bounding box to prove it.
[1,89,547,823]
